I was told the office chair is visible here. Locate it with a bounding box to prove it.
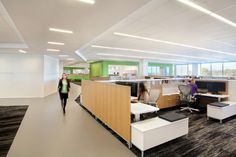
[178,85,199,113]
[148,89,161,107]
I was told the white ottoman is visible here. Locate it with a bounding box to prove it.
[207,101,236,123]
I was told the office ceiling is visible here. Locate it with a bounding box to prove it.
[0,0,236,64]
[81,0,236,64]
[0,0,150,65]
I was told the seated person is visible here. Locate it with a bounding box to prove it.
[133,82,149,104]
[188,78,200,107]
[188,78,198,96]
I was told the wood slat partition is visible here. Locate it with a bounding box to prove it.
[81,80,131,143]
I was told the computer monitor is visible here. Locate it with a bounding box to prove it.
[207,82,226,94]
[196,81,226,94]
[115,81,138,97]
[196,81,207,89]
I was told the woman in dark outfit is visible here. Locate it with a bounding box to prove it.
[58,73,70,114]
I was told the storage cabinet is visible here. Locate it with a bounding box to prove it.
[157,94,180,109]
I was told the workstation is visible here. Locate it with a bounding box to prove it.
[80,77,236,156]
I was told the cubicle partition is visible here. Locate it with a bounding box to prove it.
[81,80,131,144]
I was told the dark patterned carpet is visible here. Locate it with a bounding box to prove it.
[76,97,236,157]
[131,109,236,157]
[0,106,28,157]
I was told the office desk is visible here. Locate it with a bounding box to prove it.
[131,103,159,121]
[196,93,229,102]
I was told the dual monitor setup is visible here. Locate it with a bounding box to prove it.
[196,81,226,94]
[115,80,227,99]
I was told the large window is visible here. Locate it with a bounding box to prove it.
[148,66,160,75]
[176,62,236,77]
[224,62,236,77]
[212,63,223,77]
[188,64,193,75]
[176,65,188,76]
[200,64,211,76]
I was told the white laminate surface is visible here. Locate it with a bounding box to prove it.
[131,117,170,132]
[131,103,159,115]
[197,93,229,98]
[131,96,138,100]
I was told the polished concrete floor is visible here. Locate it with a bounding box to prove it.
[0,84,135,157]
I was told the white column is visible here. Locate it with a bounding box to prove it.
[139,59,148,77]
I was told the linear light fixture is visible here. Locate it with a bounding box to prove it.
[19,49,27,53]
[99,57,139,62]
[47,49,60,52]
[91,45,225,61]
[59,55,69,57]
[75,50,87,61]
[48,42,65,45]
[97,53,196,63]
[78,0,95,4]
[67,58,75,61]
[49,28,73,34]
[177,0,236,28]
[114,32,236,56]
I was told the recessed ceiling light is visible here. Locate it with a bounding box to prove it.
[47,49,60,52]
[91,45,225,61]
[67,58,75,61]
[78,0,95,4]
[59,55,69,57]
[49,28,73,34]
[97,53,196,63]
[19,50,27,53]
[114,32,236,56]
[177,0,236,28]
[48,42,65,45]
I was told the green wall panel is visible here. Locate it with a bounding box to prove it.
[90,61,103,77]
[90,60,139,77]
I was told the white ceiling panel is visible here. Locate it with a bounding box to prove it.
[79,0,236,63]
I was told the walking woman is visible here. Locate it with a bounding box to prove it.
[58,73,70,114]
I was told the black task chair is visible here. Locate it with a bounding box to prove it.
[178,85,199,113]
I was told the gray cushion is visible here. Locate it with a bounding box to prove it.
[159,112,187,122]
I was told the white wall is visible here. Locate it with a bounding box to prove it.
[0,54,44,98]
[43,55,60,97]
[228,80,236,101]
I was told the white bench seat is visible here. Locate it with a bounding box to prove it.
[207,101,236,123]
[131,117,188,157]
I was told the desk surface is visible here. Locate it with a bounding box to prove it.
[131,103,159,115]
[196,93,229,98]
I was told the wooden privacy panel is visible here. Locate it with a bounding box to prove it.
[81,80,131,143]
